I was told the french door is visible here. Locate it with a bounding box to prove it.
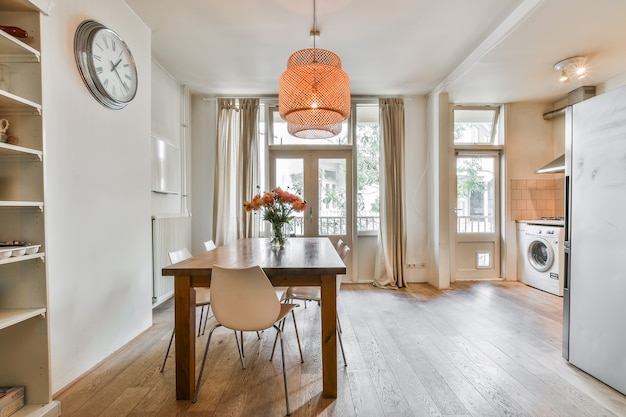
[453,151,501,279]
[269,149,352,254]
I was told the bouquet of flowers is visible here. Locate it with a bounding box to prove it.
[244,187,307,246]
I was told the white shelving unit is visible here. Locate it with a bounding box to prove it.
[0,1,60,416]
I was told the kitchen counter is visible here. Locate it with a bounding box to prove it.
[517,219,564,227]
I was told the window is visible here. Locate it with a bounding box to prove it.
[355,104,380,233]
[268,106,349,145]
[455,153,497,233]
[453,107,500,145]
[266,102,381,234]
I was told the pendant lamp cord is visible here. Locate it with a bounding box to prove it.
[313,0,317,49]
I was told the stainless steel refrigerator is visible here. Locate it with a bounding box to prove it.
[563,85,626,395]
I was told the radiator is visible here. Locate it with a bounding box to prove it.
[152,214,191,306]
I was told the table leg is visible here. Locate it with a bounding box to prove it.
[320,274,338,398]
[174,275,196,400]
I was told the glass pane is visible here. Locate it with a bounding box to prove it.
[270,108,349,145]
[356,104,380,232]
[456,156,495,233]
[319,158,346,235]
[275,158,305,236]
[454,109,497,144]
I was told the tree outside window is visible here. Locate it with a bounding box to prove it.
[356,114,380,232]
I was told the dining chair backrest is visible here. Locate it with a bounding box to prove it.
[210,265,280,332]
[204,240,217,251]
[335,239,345,252]
[339,245,350,262]
[169,248,193,264]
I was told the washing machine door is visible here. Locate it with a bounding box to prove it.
[527,238,554,272]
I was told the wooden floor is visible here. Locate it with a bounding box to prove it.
[54,281,626,417]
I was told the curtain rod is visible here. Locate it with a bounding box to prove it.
[202,95,412,102]
[202,95,275,101]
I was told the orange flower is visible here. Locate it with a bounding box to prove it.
[292,199,306,212]
[262,191,274,205]
[244,200,255,212]
[243,186,307,223]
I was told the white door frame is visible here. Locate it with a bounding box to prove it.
[452,150,502,280]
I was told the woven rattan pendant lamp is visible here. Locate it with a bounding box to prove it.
[279,0,350,139]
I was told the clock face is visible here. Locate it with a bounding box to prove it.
[74,20,138,109]
[90,28,137,104]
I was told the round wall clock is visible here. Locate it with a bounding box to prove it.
[74,20,138,110]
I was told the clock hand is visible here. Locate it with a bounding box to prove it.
[111,58,123,70]
[112,67,129,93]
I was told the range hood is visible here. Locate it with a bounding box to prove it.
[535,153,565,173]
[543,86,596,120]
[536,86,596,174]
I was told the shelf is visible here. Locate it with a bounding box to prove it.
[0,142,42,157]
[0,251,44,265]
[0,0,54,15]
[0,307,45,331]
[11,401,61,417]
[0,28,40,62]
[0,4,57,416]
[0,89,41,113]
[0,200,43,207]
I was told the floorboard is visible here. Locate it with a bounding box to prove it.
[54,281,626,417]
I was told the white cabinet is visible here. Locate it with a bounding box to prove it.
[0,1,60,416]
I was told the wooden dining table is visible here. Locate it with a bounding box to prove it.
[162,237,347,401]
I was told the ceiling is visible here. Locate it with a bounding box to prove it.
[124,0,626,104]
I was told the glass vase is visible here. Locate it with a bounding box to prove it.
[269,221,290,248]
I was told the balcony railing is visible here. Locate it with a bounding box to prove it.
[286,215,380,236]
[457,215,495,233]
[357,216,379,232]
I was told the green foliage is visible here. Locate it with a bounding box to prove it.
[457,158,487,197]
[356,122,380,214]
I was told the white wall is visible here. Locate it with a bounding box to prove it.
[402,96,430,282]
[41,1,152,393]
[190,96,216,255]
[151,60,184,215]
[425,92,451,289]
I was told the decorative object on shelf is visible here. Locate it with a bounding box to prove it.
[5,133,16,144]
[278,0,350,139]
[244,187,306,248]
[0,25,28,38]
[74,20,138,110]
[0,118,7,142]
[0,243,41,258]
[0,386,25,416]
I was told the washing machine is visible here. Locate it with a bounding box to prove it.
[517,221,564,296]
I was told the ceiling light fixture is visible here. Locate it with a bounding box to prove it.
[554,56,588,83]
[278,0,350,139]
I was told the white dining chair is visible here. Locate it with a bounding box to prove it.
[193,264,300,415]
[160,248,212,372]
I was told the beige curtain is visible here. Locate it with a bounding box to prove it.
[238,98,260,238]
[373,97,407,288]
[213,99,239,246]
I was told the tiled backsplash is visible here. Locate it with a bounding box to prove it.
[511,178,564,220]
